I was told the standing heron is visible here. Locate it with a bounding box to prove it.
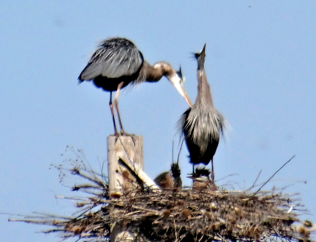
[179,44,226,181]
[78,37,192,136]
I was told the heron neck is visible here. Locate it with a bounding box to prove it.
[141,61,172,82]
[195,69,214,108]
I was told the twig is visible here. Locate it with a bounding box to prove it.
[244,170,262,192]
[177,138,185,163]
[71,168,106,189]
[42,228,68,234]
[174,220,178,242]
[0,212,28,217]
[131,205,159,215]
[215,173,238,183]
[55,195,88,201]
[32,212,73,219]
[72,184,103,191]
[252,169,262,187]
[8,218,60,225]
[252,155,295,197]
[124,210,142,216]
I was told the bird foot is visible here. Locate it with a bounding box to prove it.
[110,132,121,143]
[120,130,136,144]
[120,129,135,136]
[110,130,136,144]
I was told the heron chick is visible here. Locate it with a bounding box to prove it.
[188,167,217,191]
[154,141,183,191]
[154,162,182,191]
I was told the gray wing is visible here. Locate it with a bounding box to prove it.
[79,38,144,81]
[214,108,227,136]
[179,107,191,137]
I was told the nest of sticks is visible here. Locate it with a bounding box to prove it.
[9,148,315,242]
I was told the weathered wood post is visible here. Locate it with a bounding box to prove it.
[107,135,144,194]
[108,135,160,242]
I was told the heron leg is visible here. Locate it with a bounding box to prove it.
[114,82,135,139]
[109,91,119,136]
[211,159,215,182]
[113,82,125,132]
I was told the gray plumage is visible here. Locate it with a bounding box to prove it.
[179,44,226,180]
[79,38,144,90]
[79,37,185,91]
[78,37,191,135]
[80,39,142,79]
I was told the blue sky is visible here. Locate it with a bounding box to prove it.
[1,1,316,241]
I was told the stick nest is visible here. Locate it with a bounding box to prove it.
[9,148,314,242]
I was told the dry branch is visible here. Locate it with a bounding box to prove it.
[8,149,315,242]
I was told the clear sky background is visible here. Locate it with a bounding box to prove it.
[1,1,316,241]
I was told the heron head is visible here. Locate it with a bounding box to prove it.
[194,44,206,70]
[176,66,185,83]
[171,162,181,178]
[168,66,193,107]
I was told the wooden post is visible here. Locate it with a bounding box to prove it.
[108,135,160,242]
[107,135,144,194]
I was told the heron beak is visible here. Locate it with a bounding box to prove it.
[169,72,193,107]
[177,83,193,108]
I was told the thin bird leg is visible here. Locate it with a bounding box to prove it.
[113,82,125,133]
[114,82,135,138]
[109,91,119,136]
[211,159,215,182]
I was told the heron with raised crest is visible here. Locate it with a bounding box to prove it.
[179,44,227,181]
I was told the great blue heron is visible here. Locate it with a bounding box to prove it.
[79,37,192,136]
[179,44,226,181]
